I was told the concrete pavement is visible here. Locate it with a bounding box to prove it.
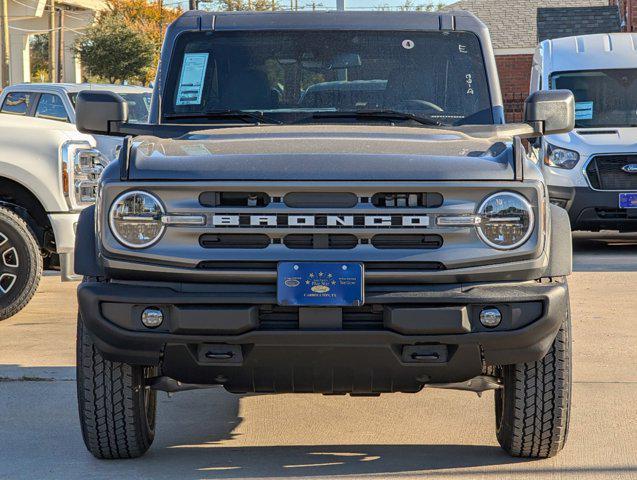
[1,234,636,480]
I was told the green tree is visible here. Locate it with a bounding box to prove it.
[106,0,181,84]
[74,14,154,84]
[29,34,50,82]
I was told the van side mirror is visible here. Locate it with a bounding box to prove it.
[76,91,128,136]
[524,90,575,136]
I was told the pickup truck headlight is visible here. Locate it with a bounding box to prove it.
[544,144,580,169]
[62,142,108,210]
[477,192,534,250]
[109,191,165,248]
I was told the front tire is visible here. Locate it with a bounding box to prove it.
[495,310,572,458]
[0,206,42,320]
[76,312,157,459]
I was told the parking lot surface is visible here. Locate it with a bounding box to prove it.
[1,233,636,480]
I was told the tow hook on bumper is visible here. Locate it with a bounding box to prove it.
[147,376,216,393]
[426,375,502,397]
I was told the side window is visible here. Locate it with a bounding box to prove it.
[1,92,32,115]
[35,94,69,122]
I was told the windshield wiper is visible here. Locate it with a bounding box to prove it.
[307,109,443,127]
[163,110,282,125]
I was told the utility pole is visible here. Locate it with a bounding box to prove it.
[49,0,56,83]
[336,0,344,10]
[0,0,9,86]
[57,8,63,82]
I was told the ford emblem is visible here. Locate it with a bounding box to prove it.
[622,164,637,173]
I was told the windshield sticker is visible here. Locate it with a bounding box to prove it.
[402,39,415,50]
[575,101,594,120]
[176,53,209,106]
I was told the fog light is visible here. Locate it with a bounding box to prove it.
[480,307,502,328]
[141,307,163,328]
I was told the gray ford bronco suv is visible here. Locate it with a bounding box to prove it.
[73,10,576,460]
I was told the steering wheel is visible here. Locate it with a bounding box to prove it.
[394,99,444,113]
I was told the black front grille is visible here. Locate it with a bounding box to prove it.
[258,305,384,331]
[283,234,358,249]
[586,155,637,190]
[199,191,270,207]
[371,192,443,208]
[200,234,270,249]
[196,261,445,272]
[371,234,443,249]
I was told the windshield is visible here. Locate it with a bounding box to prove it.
[69,92,151,123]
[551,69,637,128]
[164,30,493,126]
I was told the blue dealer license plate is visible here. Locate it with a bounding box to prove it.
[619,193,637,209]
[277,262,364,307]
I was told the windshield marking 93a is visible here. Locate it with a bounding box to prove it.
[163,30,493,127]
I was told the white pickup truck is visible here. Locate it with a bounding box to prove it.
[0,84,151,320]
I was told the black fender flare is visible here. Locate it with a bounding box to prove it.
[74,205,104,277]
[545,203,572,277]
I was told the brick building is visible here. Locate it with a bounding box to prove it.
[445,0,628,121]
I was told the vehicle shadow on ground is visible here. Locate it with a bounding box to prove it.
[148,389,531,479]
[2,366,636,479]
[572,232,637,272]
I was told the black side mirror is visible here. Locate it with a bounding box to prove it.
[524,90,575,136]
[76,91,129,135]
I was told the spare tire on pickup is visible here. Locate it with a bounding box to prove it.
[0,206,42,320]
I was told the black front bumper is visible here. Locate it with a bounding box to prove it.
[549,185,637,231]
[78,279,568,394]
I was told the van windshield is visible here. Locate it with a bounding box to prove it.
[552,69,637,128]
[163,30,494,126]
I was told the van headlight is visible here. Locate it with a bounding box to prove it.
[477,192,534,250]
[545,144,579,169]
[109,191,165,248]
[62,142,108,210]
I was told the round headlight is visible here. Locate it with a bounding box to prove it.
[477,192,534,250]
[109,191,165,248]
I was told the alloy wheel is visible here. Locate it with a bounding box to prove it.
[0,232,19,295]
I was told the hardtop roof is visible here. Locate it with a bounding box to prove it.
[174,9,487,33]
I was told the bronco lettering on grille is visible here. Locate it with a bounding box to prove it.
[211,214,429,228]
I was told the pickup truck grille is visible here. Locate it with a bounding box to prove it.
[586,155,637,190]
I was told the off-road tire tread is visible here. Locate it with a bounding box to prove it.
[77,314,155,459]
[496,313,571,458]
[0,206,42,320]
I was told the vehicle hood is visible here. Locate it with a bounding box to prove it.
[128,125,514,181]
[546,127,637,155]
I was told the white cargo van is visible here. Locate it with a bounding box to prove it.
[531,33,637,231]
